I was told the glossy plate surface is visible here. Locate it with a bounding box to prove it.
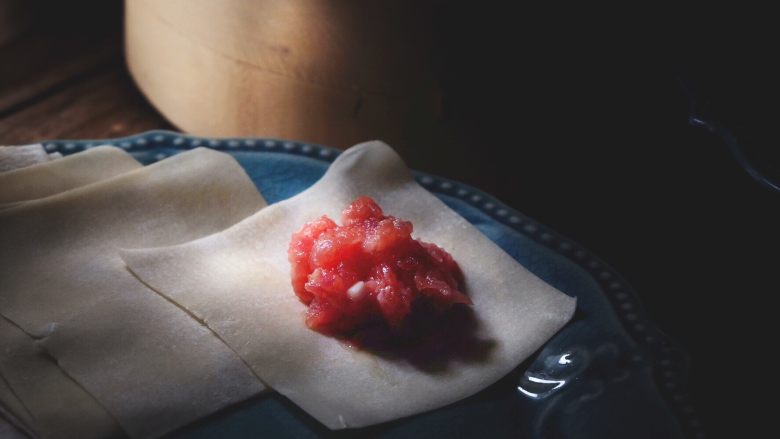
[47,131,698,439]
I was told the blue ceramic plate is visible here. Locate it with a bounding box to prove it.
[47,131,699,439]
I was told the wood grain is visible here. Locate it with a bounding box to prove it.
[0,34,118,117]
[0,68,170,144]
[0,0,169,145]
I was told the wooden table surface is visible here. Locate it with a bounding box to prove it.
[3,4,777,436]
[0,29,171,143]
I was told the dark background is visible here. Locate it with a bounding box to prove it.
[2,2,775,437]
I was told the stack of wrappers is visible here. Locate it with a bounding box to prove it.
[0,141,575,438]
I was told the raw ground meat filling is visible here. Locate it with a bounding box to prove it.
[289,196,471,338]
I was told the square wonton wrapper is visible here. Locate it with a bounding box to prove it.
[0,148,267,438]
[0,144,50,172]
[0,145,140,438]
[0,372,34,438]
[0,145,141,205]
[0,317,121,439]
[122,141,576,429]
[0,413,28,439]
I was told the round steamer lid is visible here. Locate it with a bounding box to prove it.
[124,0,440,148]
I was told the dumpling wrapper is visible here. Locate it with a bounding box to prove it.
[0,145,140,437]
[0,317,122,439]
[0,148,267,438]
[0,145,141,205]
[0,144,50,172]
[0,371,35,438]
[0,413,28,439]
[121,141,577,429]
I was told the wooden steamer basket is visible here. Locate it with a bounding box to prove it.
[124,0,439,148]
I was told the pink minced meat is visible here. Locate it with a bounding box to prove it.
[288,196,471,337]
